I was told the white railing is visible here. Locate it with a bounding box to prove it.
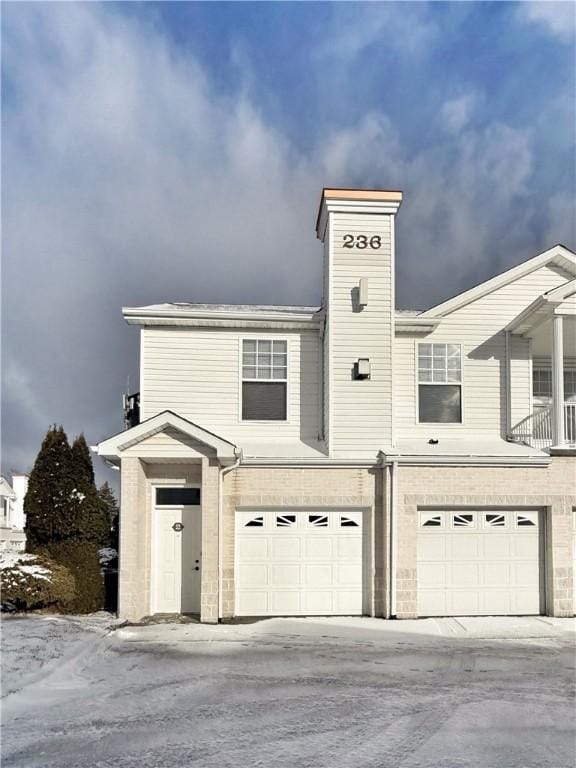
[566,402,576,444]
[509,402,576,449]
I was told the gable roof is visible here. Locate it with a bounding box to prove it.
[97,411,239,464]
[420,244,576,318]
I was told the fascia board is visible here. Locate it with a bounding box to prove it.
[123,308,322,328]
[97,412,238,460]
[421,246,576,319]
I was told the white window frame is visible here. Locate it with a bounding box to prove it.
[239,336,290,423]
[416,342,464,425]
[532,366,576,406]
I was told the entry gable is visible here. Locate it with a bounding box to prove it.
[97,411,239,464]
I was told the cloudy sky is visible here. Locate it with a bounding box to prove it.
[2,1,575,486]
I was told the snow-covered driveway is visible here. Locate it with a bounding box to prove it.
[2,615,575,768]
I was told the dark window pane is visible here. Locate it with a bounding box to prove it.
[242,382,287,420]
[419,385,461,423]
[156,487,201,506]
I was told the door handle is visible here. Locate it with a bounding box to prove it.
[172,522,184,532]
[194,566,200,571]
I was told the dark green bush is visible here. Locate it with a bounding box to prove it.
[45,541,104,614]
[1,555,75,612]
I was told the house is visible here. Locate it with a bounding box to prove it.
[0,473,29,552]
[97,188,576,623]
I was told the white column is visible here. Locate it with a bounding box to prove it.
[552,314,565,445]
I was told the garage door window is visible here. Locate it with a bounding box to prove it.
[418,343,462,423]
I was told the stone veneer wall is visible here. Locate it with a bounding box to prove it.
[221,466,385,618]
[395,457,576,618]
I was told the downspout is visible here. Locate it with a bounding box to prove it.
[389,459,399,618]
[505,330,511,436]
[218,452,241,621]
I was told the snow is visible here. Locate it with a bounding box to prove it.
[0,552,37,569]
[98,547,117,566]
[0,552,52,581]
[1,615,575,767]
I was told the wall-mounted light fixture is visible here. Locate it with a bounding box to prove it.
[354,358,371,380]
[358,278,369,306]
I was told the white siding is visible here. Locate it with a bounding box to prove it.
[327,213,393,455]
[141,327,321,444]
[394,263,574,439]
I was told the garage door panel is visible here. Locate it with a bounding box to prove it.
[237,591,268,615]
[238,564,268,586]
[237,538,269,560]
[270,591,301,613]
[482,562,510,586]
[304,537,333,559]
[302,591,334,613]
[418,536,446,560]
[418,509,542,617]
[270,564,300,586]
[512,561,540,587]
[511,536,539,559]
[450,562,480,587]
[304,563,333,586]
[236,510,364,617]
[337,537,362,559]
[447,535,480,560]
[418,562,447,586]
[336,563,362,586]
[482,536,512,559]
[271,537,301,560]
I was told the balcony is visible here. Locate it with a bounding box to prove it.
[508,402,576,450]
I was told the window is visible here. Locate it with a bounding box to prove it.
[155,487,200,506]
[418,343,462,423]
[242,339,287,420]
[533,369,576,401]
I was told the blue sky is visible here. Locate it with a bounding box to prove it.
[2,1,575,480]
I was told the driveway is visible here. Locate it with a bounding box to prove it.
[2,615,575,768]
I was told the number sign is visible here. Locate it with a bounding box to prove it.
[343,235,381,249]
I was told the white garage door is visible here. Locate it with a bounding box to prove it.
[235,510,364,616]
[417,509,542,617]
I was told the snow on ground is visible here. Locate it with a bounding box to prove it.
[1,615,575,768]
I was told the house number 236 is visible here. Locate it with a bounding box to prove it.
[343,235,381,249]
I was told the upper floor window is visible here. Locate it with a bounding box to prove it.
[533,368,576,402]
[242,339,287,421]
[418,343,462,423]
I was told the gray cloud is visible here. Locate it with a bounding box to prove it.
[2,4,574,485]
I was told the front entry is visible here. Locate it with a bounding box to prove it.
[153,499,202,614]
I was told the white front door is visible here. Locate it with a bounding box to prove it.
[153,506,202,614]
[417,509,543,616]
[235,510,364,616]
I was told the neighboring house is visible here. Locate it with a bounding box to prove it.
[0,474,29,552]
[97,188,576,624]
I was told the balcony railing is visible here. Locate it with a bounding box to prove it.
[508,402,576,449]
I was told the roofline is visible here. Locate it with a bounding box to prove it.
[97,410,239,462]
[123,305,323,328]
[316,187,403,237]
[420,244,576,319]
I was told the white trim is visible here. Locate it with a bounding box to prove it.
[238,335,290,424]
[390,216,396,448]
[327,214,334,455]
[415,342,464,426]
[421,245,576,319]
[97,411,238,463]
[139,329,145,421]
